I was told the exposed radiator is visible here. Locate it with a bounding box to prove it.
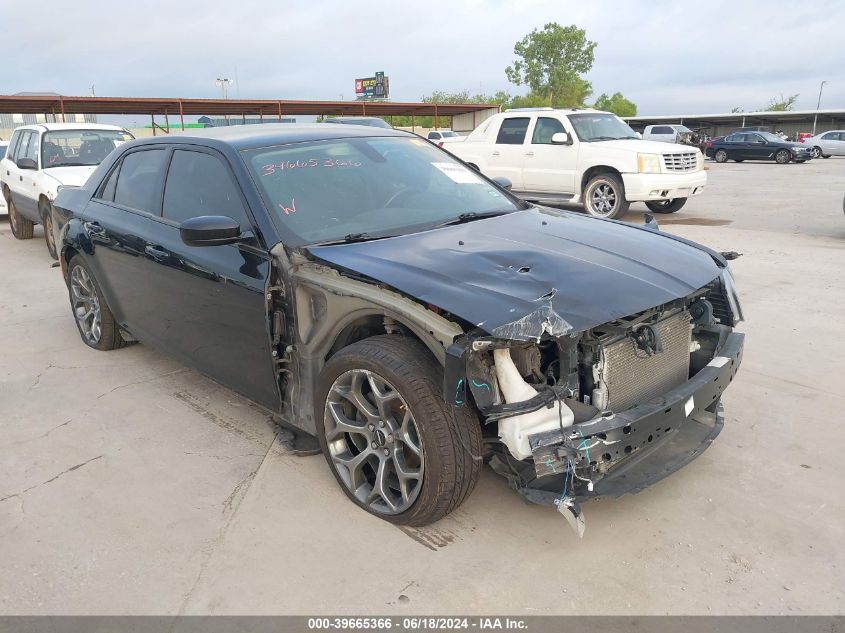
[600,310,692,411]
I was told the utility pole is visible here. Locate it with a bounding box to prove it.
[813,80,827,135]
[215,78,234,125]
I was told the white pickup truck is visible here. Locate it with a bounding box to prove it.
[447,108,706,219]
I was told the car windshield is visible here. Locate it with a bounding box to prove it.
[244,136,523,245]
[568,113,638,141]
[42,129,134,167]
[757,132,784,143]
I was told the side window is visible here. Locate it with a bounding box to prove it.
[113,149,167,214]
[162,150,249,228]
[822,132,838,140]
[654,126,673,134]
[21,131,39,163]
[496,117,530,144]
[752,134,765,143]
[7,130,22,160]
[531,117,566,144]
[98,164,120,201]
[427,132,440,140]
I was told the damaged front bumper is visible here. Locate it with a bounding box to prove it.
[487,330,744,505]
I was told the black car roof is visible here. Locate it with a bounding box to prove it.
[128,123,410,151]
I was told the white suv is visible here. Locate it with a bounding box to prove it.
[1,123,133,258]
[447,108,706,219]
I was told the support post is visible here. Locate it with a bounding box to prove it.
[278,101,283,121]
[164,110,170,132]
[411,113,415,133]
[179,99,185,130]
[152,113,156,136]
[60,97,66,122]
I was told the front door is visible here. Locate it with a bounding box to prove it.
[522,116,577,193]
[9,130,41,221]
[149,147,279,410]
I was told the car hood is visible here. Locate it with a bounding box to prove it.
[590,139,692,153]
[307,208,723,341]
[42,165,97,186]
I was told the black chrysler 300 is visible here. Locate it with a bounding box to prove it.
[53,124,744,533]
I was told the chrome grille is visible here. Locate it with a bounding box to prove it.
[662,152,699,172]
[601,310,692,411]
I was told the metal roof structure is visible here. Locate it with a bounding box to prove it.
[624,109,845,135]
[0,94,496,120]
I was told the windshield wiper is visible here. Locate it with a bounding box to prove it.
[434,210,512,228]
[310,232,392,246]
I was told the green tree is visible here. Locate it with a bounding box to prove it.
[505,23,597,107]
[763,93,799,111]
[593,92,637,117]
[731,106,744,113]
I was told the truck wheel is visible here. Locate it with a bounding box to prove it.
[67,255,128,351]
[714,150,728,163]
[316,335,482,526]
[775,149,791,164]
[39,199,59,260]
[583,173,630,219]
[5,191,35,240]
[645,198,687,214]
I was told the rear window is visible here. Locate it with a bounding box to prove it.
[496,118,529,144]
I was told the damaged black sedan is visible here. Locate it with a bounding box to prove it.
[53,124,744,533]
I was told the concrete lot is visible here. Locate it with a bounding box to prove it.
[1,158,844,615]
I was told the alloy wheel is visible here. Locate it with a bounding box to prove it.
[588,182,618,217]
[775,150,790,164]
[715,150,728,163]
[812,147,822,158]
[70,266,102,344]
[324,369,423,515]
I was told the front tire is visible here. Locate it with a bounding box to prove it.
[39,199,59,260]
[316,335,482,526]
[66,255,127,351]
[775,149,791,164]
[812,146,822,158]
[5,190,35,240]
[714,149,728,163]
[583,173,630,219]
[645,198,687,214]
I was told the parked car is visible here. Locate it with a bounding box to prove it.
[0,140,8,215]
[52,124,744,532]
[706,131,813,164]
[447,108,706,219]
[426,130,464,146]
[802,130,845,158]
[1,123,134,258]
[324,116,393,129]
[642,124,693,144]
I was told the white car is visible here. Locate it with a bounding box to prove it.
[803,130,845,158]
[0,141,8,215]
[447,108,706,219]
[1,123,134,258]
[426,130,464,147]
[643,124,693,144]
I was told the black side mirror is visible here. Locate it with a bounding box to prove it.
[16,157,37,170]
[180,216,242,247]
[492,176,513,191]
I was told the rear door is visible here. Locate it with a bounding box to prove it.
[146,147,278,409]
[522,116,577,193]
[486,116,529,188]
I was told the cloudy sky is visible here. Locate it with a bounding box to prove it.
[4,0,843,118]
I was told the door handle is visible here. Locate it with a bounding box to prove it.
[492,151,500,156]
[83,221,107,237]
[144,245,169,261]
[525,151,534,156]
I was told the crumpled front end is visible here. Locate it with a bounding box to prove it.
[444,271,744,535]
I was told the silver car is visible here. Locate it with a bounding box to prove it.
[804,130,845,158]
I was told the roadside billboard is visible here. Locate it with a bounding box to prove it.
[355,71,389,100]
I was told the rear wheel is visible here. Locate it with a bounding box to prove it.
[67,255,127,351]
[775,149,791,164]
[714,149,728,163]
[583,173,629,219]
[5,190,35,239]
[39,198,58,260]
[645,198,687,214]
[316,335,482,526]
